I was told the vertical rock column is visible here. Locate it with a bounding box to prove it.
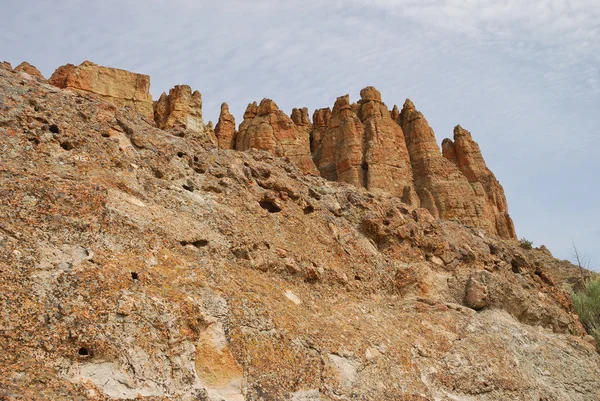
[215,102,236,149]
[234,99,317,175]
[442,126,517,239]
[154,85,205,134]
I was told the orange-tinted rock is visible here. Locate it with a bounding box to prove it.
[291,107,311,129]
[357,87,414,197]
[49,61,153,118]
[399,99,505,236]
[154,85,205,133]
[310,108,334,179]
[0,61,12,70]
[215,102,236,149]
[443,125,517,239]
[235,99,317,175]
[14,62,44,79]
[312,87,414,198]
[398,99,516,239]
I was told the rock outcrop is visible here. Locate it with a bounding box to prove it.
[397,100,516,239]
[46,62,515,239]
[312,87,415,199]
[214,102,236,149]
[49,61,153,119]
[235,98,317,174]
[1,63,599,401]
[154,85,205,134]
[398,99,490,230]
[442,125,517,239]
[14,62,44,79]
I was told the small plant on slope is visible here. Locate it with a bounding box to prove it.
[519,237,533,250]
[572,277,600,347]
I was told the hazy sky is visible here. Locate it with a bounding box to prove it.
[2,0,599,268]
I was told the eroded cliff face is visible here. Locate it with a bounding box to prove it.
[154,85,205,134]
[44,62,513,238]
[234,98,317,175]
[215,102,236,149]
[397,99,515,238]
[442,126,516,239]
[1,62,599,401]
[14,61,45,79]
[311,88,415,200]
[48,61,154,119]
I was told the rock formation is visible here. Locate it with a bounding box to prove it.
[235,98,317,175]
[310,107,334,179]
[291,107,311,130]
[43,61,515,238]
[442,125,516,238]
[154,85,205,134]
[14,61,44,79]
[214,102,236,149]
[48,61,154,119]
[1,63,599,400]
[397,99,487,226]
[312,87,415,200]
[2,62,600,401]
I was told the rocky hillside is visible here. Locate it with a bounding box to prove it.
[0,61,599,401]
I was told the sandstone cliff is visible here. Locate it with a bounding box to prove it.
[215,102,236,149]
[49,61,154,119]
[312,88,414,200]
[398,99,512,238]
[442,125,516,239]
[235,98,317,175]
[42,60,515,240]
[154,85,205,134]
[1,63,599,401]
[14,61,45,79]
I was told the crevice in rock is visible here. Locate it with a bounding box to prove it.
[259,199,281,213]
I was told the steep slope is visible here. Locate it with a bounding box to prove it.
[1,63,599,401]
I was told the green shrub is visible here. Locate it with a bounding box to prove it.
[519,237,533,250]
[572,278,600,347]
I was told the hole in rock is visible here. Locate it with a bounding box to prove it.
[511,260,521,274]
[354,275,362,281]
[49,124,60,134]
[153,169,164,179]
[101,132,110,138]
[303,205,314,215]
[60,141,74,151]
[78,347,91,356]
[177,151,185,158]
[181,240,209,248]
[182,184,194,192]
[131,272,138,280]
[259,199,281,213]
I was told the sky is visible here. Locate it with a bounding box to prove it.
[1,0,599,269]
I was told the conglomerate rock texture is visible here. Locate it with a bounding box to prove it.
[1,62,599,400]
[48,61,154,119]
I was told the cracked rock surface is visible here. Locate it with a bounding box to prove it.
[1,63,599,400]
